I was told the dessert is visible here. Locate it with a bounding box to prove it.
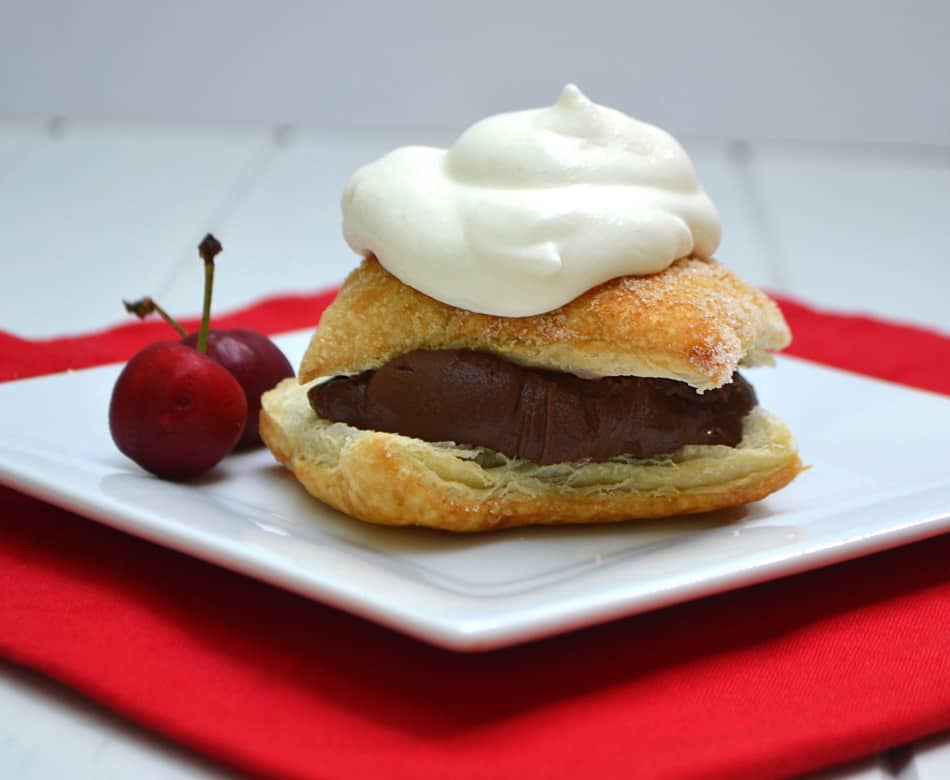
[261,85,803,532]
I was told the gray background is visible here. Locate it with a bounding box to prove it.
[1,0,948,143]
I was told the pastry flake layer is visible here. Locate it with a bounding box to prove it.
[300,255,790,392]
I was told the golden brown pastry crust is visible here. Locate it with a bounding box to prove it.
[261,379,804,533]
[300,256,791,391]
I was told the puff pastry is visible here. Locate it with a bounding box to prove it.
[261,379,803,532]
[260,255,803,531]
[300,255,790,392]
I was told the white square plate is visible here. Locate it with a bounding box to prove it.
[1,331,948,651]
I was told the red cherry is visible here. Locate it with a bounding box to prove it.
[109,341,248,480]
[180,328,294,448]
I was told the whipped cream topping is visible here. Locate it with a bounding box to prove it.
[341,85,721,317]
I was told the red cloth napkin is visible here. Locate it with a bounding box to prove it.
[1,293,949,780]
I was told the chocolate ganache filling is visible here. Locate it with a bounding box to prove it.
[308,350,757,465]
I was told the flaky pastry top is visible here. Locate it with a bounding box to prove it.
[299,256,790,391]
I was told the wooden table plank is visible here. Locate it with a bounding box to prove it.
[749,143,950,332]
[0,661,229,779]
[0,121,267,337]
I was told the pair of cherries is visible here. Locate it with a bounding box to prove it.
[109,235,293,479]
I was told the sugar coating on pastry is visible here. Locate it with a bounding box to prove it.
[260,378,804,533]
[299,255,791,392]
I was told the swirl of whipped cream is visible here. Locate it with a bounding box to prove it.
[341,85,721,317]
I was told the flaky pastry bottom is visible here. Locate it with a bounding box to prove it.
[260,378,804,533]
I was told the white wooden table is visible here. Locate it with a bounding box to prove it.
[1,118,948,779]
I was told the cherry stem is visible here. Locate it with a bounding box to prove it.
[196,234,222,354]
[123,297,187,337]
